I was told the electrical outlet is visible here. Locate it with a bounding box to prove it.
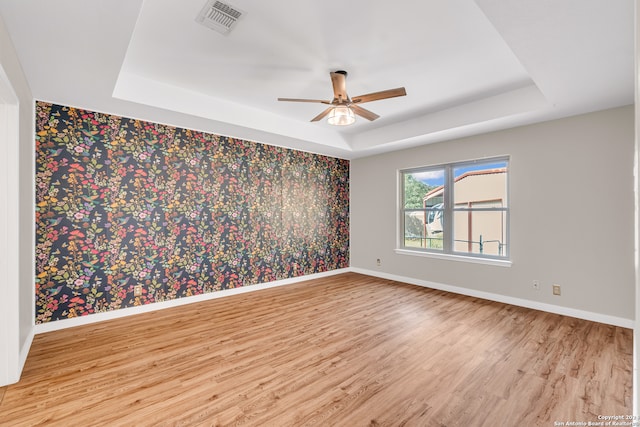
[376,258,381,267]
[553,284,561,296]
[134,285,143,297]
[532,280,540,291]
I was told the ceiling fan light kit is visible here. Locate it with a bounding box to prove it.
[278,70,406,126]
[327,106,356,126]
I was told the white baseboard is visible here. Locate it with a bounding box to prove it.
[18,328,34,375]
[33,266,633,334]
[350,267,635,329]
[34,268,350,334]
[1,327,35,386]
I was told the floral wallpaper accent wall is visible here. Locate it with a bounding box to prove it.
[35,102,349,323]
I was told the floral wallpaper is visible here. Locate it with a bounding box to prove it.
[35,102,349,323]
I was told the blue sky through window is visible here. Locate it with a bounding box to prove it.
[413,161,507,187]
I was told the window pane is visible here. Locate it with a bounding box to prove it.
[404,211,443,250]
[453,210,507,256]
[453,161,508,208]
[403,168,445,209]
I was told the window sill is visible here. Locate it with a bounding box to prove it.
[394,249,512,267]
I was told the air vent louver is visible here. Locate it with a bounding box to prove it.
[196,0,244,35]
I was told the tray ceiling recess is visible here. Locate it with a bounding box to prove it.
[0,0,631,159]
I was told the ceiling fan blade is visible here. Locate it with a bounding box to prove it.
[310,107,334,122]
[351,87,407,104]
[330,71,349,102]
[350,104,380,121]
[278,98,331,104]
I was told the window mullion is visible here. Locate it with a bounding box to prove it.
[443,165,454,253]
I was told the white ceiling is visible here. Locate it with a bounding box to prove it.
[0,0,634,159]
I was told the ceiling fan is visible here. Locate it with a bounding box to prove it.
[278,70,407,126]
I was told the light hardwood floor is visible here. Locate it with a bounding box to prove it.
[0,273,632,426]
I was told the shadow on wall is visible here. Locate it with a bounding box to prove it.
[35,102,350,323]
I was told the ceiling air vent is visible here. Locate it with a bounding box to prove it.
[196,0,244,35]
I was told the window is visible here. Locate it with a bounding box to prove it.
[400,157,509,260]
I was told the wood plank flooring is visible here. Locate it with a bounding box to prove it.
[0,273,632,426]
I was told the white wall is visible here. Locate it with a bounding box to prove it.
[351,106,635,323]
[0,15,34,386]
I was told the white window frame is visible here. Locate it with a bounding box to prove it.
[396,157,511,266]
